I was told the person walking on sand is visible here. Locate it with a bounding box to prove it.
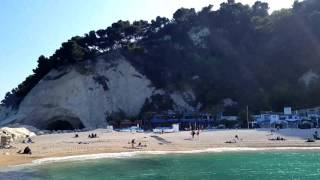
[235,135,239,140]
[191,130,196,140]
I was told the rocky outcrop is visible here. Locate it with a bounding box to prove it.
[0,53,196,129]
[170,90,198,111]
[0,126,37,139]
[299,70,319,87]
[14,54,154,129]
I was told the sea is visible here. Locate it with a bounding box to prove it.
[1,149,320,180]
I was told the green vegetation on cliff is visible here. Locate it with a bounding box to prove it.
[2,0,320,114]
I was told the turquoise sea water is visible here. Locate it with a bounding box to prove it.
[2,151,320,180]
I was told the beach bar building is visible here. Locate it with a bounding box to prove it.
[297,106,320,127]
[253,107,307,129]
[254,112,281,128]
[150,111,215,130]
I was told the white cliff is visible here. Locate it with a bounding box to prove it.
[0,54,195,129]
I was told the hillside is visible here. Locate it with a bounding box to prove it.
[1,0,320,129]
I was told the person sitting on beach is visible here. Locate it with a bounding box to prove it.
[225,139,237,144]
[74,134,79,138]
[23,146,32,154]
[18,146,32,155]
[306,138,315,142]
[26,137,34,144]
[277,136,285,141]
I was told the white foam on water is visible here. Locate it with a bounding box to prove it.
[29,147,320,164]
[141,147,320,154]
[32,152,138,164]
[3,146,320,171]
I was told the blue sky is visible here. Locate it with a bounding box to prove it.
[0,0,295,100]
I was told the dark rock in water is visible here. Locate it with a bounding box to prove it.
[23,146,32,154]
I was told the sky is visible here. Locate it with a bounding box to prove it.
[0,0,296,100]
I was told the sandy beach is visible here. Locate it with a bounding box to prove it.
[1,128,320,168]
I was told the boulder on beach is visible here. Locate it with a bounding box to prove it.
[0,126,37,140]
[22,146,32,154]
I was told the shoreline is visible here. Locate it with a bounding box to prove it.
[28,146,320,163]
[3,146,320,172]
[2,129,320,169]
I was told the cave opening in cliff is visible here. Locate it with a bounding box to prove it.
[46,119,85,131]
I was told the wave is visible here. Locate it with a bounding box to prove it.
[27,147,320,164]
[4,146,320,171]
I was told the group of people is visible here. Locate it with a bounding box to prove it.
[225,135,241,144]
[313,131,320,140]
[88,133,98,138]
[307,131,320,142]
[269,136,286,141]
[191,129,201,140]
[22,136,34,144]
[130,138,147,148]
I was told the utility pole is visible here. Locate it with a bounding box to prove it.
[246,105,249,129]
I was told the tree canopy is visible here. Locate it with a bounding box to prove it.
[2,0,320,115]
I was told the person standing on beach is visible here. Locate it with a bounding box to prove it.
[131,139,136,148]
[191,130,195,140]
[196,129,200,140]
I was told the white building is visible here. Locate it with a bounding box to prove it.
[297,107,320,120]
[254,112,280,128]
[254,107,302,128]
[297,107,320,128]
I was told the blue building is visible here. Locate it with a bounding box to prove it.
[150,111,215,130]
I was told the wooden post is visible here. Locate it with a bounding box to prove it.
[247,105,249,129]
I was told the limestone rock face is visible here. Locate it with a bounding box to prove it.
[4,54,155,129]
[170,90,197,111]
[0,54,196,129]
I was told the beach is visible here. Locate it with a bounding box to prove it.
[1,128,320,168]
